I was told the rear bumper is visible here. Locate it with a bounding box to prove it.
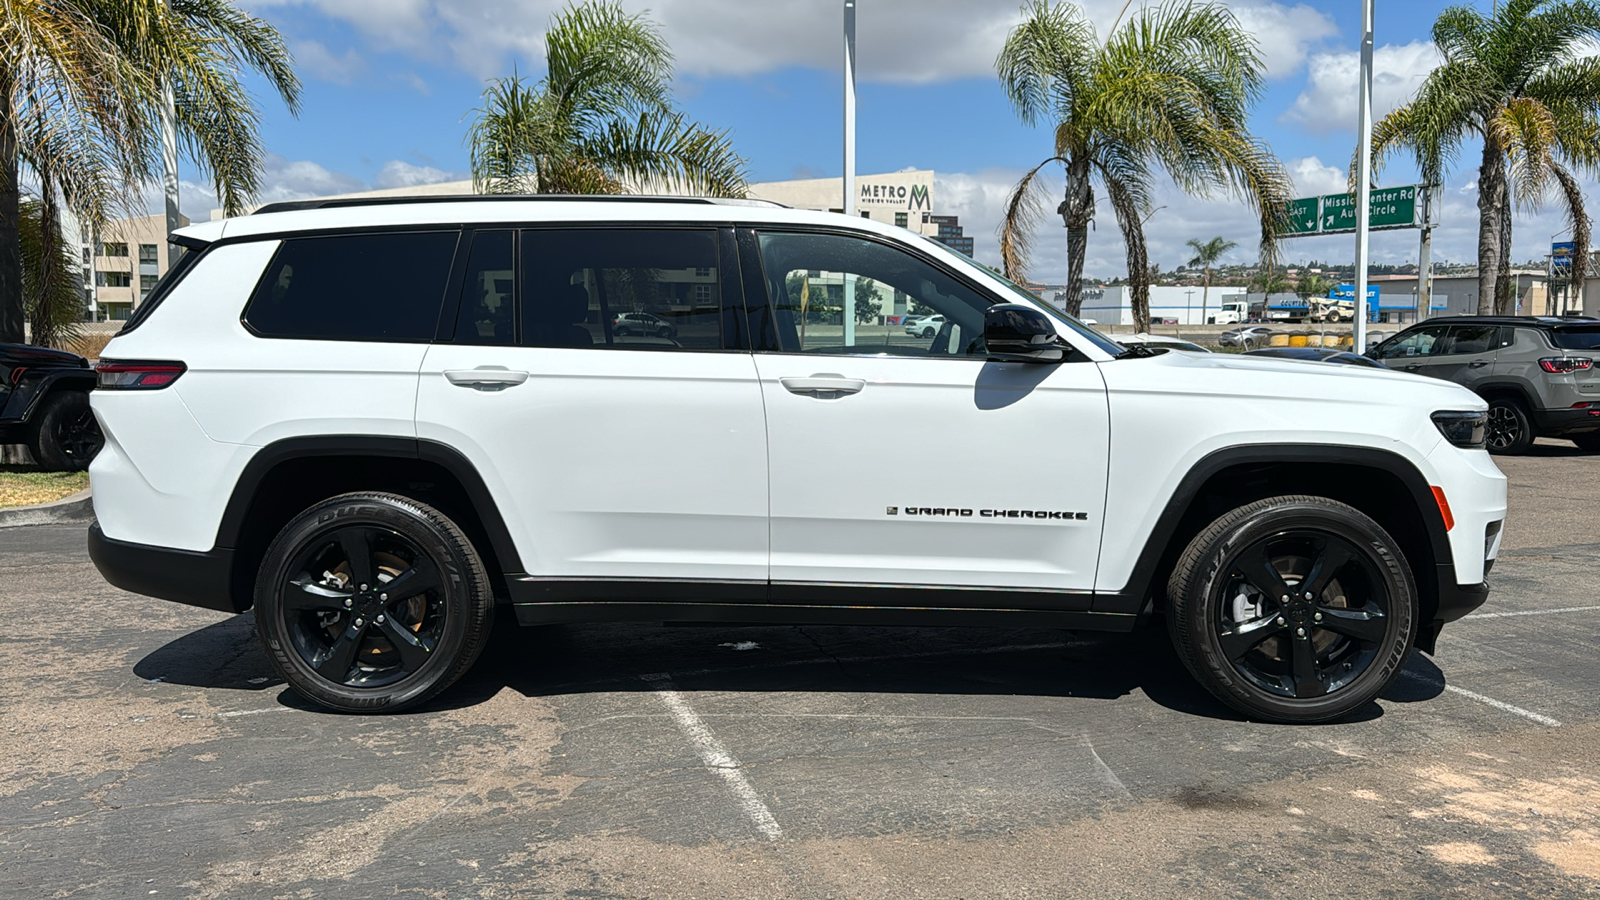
[87,523,241,613]
[1532,406,1600,436]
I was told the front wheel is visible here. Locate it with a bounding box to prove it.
[1167,495,1416,723]
[254,492,494,713]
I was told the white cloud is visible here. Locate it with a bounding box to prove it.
[247,0,1334,84]
[1285,40,1441,135]
[292,38,365,84]
[1288,156,1347,196]
[373,160,458,189]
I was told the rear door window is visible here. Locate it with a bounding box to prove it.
[1443,324,1499,355]
[520,228,726,351]
[246,231,461,342]
[453,231,515,345]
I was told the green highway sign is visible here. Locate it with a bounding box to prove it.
[1283,197,1319,235]
[1282,185,1422,236]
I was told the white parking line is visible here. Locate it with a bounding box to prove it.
[1400,671,1562,727]
[1465,605,1600,620]
[640,674,783,842]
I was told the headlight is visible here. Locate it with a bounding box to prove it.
[1432,410,1487,449]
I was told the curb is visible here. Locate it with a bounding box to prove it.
[0,488,94,529]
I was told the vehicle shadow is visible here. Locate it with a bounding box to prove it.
[136,610,1399,724]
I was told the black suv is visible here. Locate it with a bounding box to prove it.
[0,343,103,470]
[1369,316,1600,454]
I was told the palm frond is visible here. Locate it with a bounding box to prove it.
[996,158,1062,281]
[995,0,1096,127]
[579,109,748,197]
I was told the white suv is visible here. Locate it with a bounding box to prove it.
[87,195,1506,722]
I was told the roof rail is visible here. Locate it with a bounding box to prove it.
[251,194,787,216]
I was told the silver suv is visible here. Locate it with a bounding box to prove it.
[1370,316,1600,453]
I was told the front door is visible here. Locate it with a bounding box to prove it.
[416,227,768,588]
[744,229,1109,603]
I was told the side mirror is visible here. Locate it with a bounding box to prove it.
[984,303,1068,364]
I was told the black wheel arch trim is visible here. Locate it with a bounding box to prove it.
[1096,443,1456,618]
[215,435,524,574]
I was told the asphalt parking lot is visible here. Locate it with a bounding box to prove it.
[3,441,1598,899]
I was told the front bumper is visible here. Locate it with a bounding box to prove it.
[87,523,241,613]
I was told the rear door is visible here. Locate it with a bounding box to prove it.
[415,226,768,590]
[1430,323,1501,389]
[744,228,1109,602]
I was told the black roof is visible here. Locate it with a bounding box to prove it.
[1398,315,1599,329]
[252,194,786,216]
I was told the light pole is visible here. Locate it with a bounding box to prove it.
[842,0,857,346]
[1351,0,1375,351]
[162,0,181,257]
[1185,289,1195,325]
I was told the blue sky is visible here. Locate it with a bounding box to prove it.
[184,1,1595,282]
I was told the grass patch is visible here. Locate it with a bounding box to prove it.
[0,467,89,508]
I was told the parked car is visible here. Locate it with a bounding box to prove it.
[1115,333,1210,353]
[613,311,677,338]
[1245,347,1387,368]
[1218,325,1274,348]
[88,194,1504,724]
[1368,316,1600,454]
[0,342,102,470]
[903,314,946,338]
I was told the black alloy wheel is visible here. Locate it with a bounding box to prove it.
[1168,496,1416,723]
[1485,399,1533,455]
[29,390,103,471]
[255,492,493,712]
[922,327,936,338]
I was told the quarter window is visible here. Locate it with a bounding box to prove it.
[520,229,723,351]
[245,231,460,342]
[754,231,994,357]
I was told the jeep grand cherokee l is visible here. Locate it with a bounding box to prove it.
[87,195,1506,723]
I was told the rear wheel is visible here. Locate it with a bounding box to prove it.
[254,492,494,713]
[1167,495,1416,723]
[28,390,103,471]
[1571,433,1600,452]
[1485,398,1534,455]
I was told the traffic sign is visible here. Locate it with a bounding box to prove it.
[1283,198,1319,235]
[1280,185,1422,236]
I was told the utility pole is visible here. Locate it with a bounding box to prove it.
[1417,184,1435,321]
[842,0,857,347]
[1352,0,1375,351]
[162,0,181,259]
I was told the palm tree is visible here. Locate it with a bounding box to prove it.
[468,1,746,197]
[1185,236,1237,323]
[18,194,84,348]
[1,0,300,345]
[1496,97,1592,313]
[995,0,1291,330]
[1372,0,1600,315]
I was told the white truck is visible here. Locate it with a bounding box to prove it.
[1208,299,1249,324]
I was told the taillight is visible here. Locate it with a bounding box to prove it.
[1573,402,1600,417]
[1539,357,1593,374]
[95,359,186,390]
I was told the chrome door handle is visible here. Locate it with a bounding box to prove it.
[444,367,530,390]
[780,374,866,398]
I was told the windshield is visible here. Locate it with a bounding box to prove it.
[1553,326,1600,350]
[916,236,1125,357]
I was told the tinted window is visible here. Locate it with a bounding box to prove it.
[1379,325,1445,359]
[521,229,723,351]
[453,231,515,345]
[1444,324,1499,355]
[246,232,460,341]
[1552,326,1600,350]
[755,231,994,357]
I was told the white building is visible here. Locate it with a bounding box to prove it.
[1075,285,1249,325]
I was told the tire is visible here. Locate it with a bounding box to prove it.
[1485,398,1534,455]
[1572,433,1600,452]
[28,390,103,471]
[921,327,936,338]
[657,326,672,338]
[254,492,495,713]
[1166,495,1417,724]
